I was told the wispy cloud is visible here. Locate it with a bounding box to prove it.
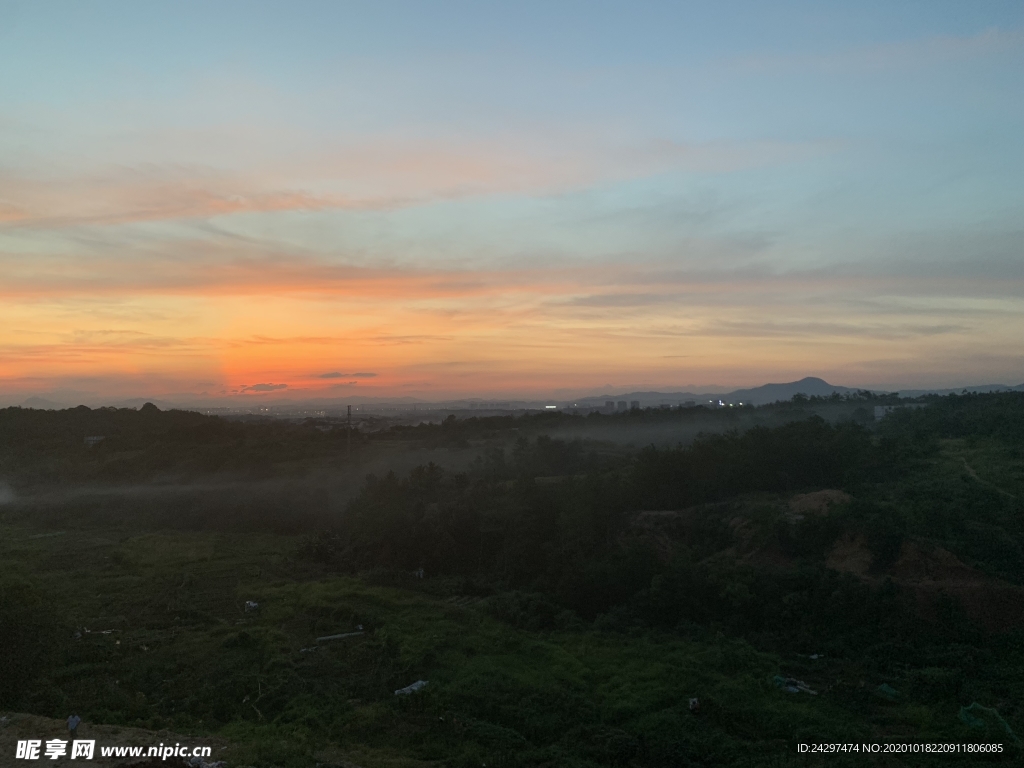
[0,135,839,230]
[692,318,970,341]
[0,166,389,229]
[728,26,1024,75]
[240,383,288,392]
[0,246,572,299]
[318,371,377,379]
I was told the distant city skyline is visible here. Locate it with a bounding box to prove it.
[2,1,1022,402]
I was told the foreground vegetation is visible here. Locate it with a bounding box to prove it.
[2,392,1024,765]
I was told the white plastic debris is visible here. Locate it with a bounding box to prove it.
[395,680,428,696]
[316,631,364,643]
[773,675,818,695]
[244,601,260,612]
[315,630,364,643]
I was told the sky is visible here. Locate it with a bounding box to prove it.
[1,0,1022,404]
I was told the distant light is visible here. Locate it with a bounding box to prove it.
[545,405,557,409]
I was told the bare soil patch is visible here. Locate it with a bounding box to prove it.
[825,532,873,577]
[788,489,850,519]
[823,537,1024,632]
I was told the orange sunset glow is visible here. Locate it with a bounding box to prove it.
[2,4,1022,407]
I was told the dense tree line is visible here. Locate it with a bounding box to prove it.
[305,396,1024,652]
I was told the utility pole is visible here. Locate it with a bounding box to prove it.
[347,405,352,459]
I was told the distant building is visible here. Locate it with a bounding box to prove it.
[630,400,640,410]
[682,401,696,408]
[617,400,627,411]
[605,401,615,409]
[659,403,670,409]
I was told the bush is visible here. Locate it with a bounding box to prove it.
[0,578,62,707]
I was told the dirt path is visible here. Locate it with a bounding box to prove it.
[961,458,1017,499]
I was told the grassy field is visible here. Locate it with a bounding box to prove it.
[4,396,1024,766]
[2,513,1017,767]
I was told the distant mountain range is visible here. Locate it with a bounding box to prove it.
[19,396,182,411]
[11,376,1024,411]
[575,376,1024,408]
[20,397,67,409]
